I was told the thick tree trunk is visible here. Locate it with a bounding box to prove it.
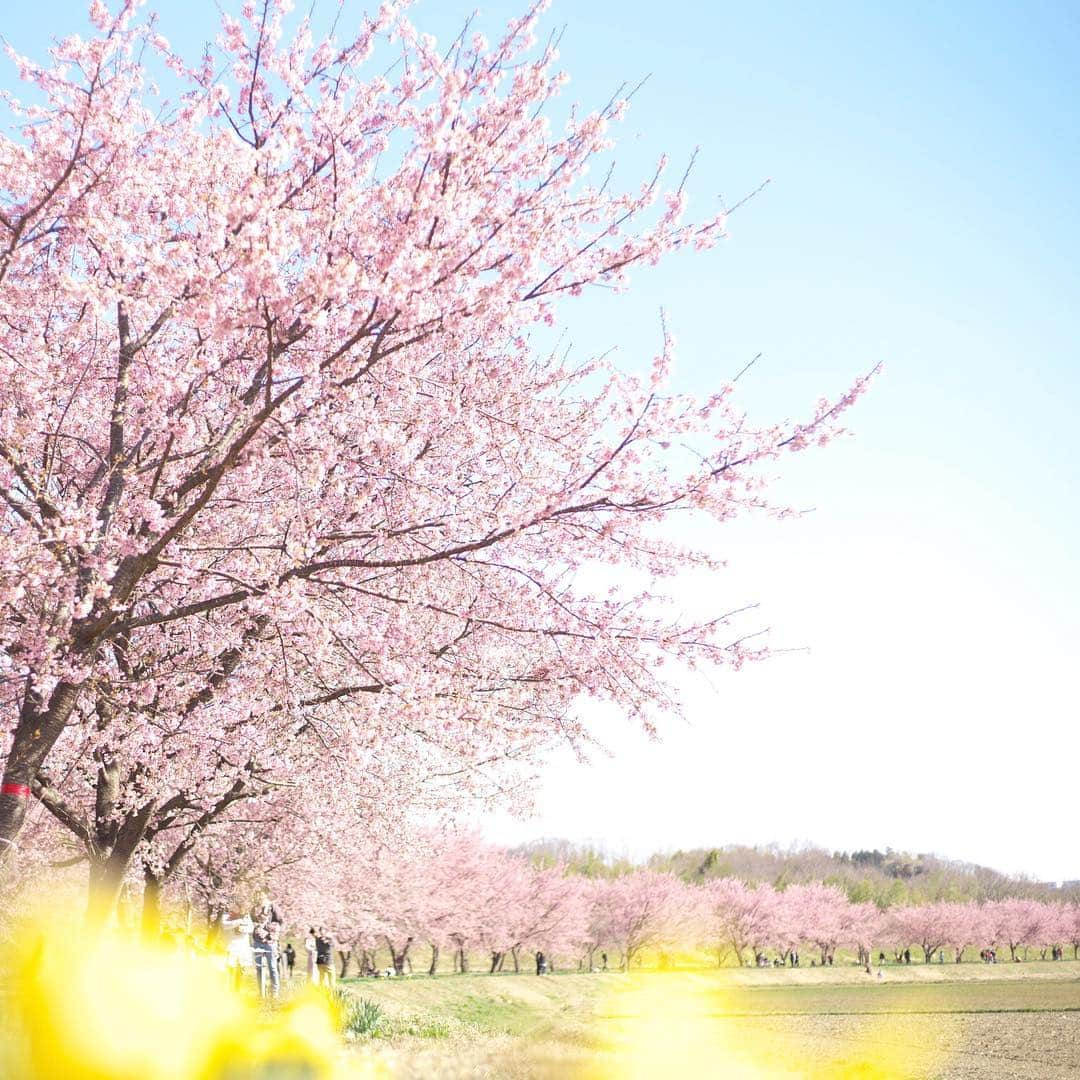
[457,947,469,973]
[338,950,352,979]
[84,797,158,928]
[0,681,82,856]
[955,947,964,963]
[511,944,521,973]
[428,944,439,976]
[385,936,412,976]
[489,951,502,974]
[141,870,163,941]
[86,854,129,929]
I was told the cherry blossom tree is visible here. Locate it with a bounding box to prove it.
[768,887,806,966]
[480,857,586,973]
[783,883,851,967]
[940,901,986,964]
[0,0,867,869]
[1031,902,1068,961]
[589,870,695,969]
[845,901,882,967]
[985,898,1047,962]
[27,626,452,921]
[700,878,777,967]
[886,901,954,964]
[1064,904,1080,960]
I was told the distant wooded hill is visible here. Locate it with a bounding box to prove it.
[513,840,1079,907]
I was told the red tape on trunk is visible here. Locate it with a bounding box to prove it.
[1,782,30,797]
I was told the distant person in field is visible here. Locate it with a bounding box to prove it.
[221,904,254,991]
[284,942,296,978]
[315,927,335,987]
[305,927,317,980]
[601,952,607,971]
[878,952,885,965]
[903,949,911,965]
[535,950,546,975]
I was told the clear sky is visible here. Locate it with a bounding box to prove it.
[6,2,1079,880]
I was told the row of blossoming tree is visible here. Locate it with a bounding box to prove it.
[251,830,1080,974]
[11,781,1079,972]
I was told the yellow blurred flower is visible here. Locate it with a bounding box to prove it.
[1,917,367,1080]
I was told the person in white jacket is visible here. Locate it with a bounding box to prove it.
[304,927,317,981]
[222,907,254,991]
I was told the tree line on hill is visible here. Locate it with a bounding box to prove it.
[516,839,1078,907]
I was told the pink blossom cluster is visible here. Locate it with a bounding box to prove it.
[0,0,870,891]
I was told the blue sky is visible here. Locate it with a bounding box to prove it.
[5,2,1079,878]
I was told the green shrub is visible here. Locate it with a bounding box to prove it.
[331,989,384,1038]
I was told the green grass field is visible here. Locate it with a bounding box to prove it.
[337,963,1080,1078]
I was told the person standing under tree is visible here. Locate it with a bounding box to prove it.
[305,928,317,981]
[221,904,254,992]
[284,942,296,978]
[315,927,335,987]
[251,892,284,998]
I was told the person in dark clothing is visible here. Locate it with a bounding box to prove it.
[315,927,335,987]
[903,948,911,965]
[535,950,546,975]
[601,952,608,971]
[284,942,296,977]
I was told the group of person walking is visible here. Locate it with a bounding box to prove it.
[221,891,335,996]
